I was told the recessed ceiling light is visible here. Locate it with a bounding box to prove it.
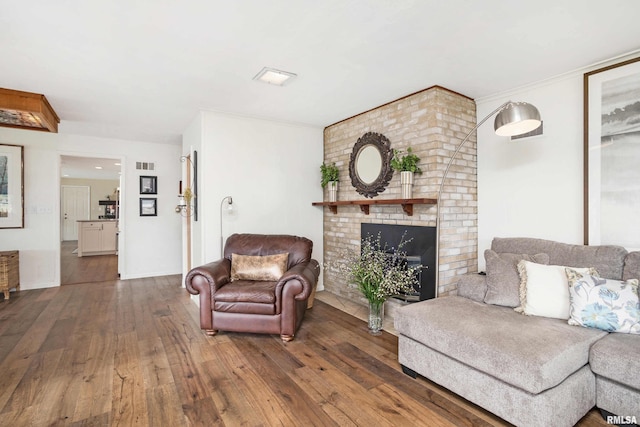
[253,67,297,86]
[114,162,121,166]
[95,166,103,169]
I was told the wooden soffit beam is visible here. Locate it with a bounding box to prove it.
[0,88,60,133]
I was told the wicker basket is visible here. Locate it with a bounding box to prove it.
[0,250,19,300]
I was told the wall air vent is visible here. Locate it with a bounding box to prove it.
[136,162,155,170]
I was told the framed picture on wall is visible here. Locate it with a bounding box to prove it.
[584,56,640,249]
[140,175,157,194]
[139,197,157,216]
[0,143,24,228]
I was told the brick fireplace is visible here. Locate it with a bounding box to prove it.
[321,85,478,307]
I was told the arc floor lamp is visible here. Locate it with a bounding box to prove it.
[435,101,542,296]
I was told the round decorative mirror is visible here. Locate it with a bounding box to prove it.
[349,132,393,198]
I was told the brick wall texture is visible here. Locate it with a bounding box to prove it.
[322,86,478,306]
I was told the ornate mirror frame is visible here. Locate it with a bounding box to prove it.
[349,132,394,198]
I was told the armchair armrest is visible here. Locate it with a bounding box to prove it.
[276,259,320,301]
[456,273,487,303]
[185,258,232,332]
[185,258,231,297]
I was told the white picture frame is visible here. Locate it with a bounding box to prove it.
[0,143,24,228]
[584,56,640,250]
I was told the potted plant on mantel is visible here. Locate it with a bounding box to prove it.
[320,162,340,202]
[391,147,421,199]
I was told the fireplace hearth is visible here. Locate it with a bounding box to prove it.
[361,223,436,301]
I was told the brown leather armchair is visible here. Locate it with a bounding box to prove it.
[185,233,320,342]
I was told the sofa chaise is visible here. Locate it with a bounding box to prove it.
[394,237,640,427]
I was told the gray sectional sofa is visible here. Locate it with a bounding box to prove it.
[394,237,640,427]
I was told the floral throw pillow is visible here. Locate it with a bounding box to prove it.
[568,274,640,334]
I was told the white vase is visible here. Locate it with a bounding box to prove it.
[400,171,414,199]
[328,181,338,202]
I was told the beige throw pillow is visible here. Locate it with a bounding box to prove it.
[484,250,550,307]
[230,253,289,282]
[515,260,598,319]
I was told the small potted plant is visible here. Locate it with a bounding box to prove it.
[391,147,421,199]
[320,162,340,202]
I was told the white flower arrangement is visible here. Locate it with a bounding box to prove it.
[331,232,422,305]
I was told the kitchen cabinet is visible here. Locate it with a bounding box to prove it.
[77,220,117,257]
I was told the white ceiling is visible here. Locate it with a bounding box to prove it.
[60,155,121,180]
[2,1,640,146]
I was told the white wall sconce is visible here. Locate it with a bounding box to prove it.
[176,152,198,220]
[175,187,195,216]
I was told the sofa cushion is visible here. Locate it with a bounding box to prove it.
[568,275,640,334]
[590,333,640,390]
[394,296,607,394]
[491,237,627,280]
[230,252,288,282]
[484,250,549,307]
[456,273,488,302]
[623,251,640,281]
[215,280,277,303]
[515,261,597,319]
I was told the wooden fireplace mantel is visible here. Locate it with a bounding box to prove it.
[312,198,437,216]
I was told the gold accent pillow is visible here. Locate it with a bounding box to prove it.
[230,253,289,282]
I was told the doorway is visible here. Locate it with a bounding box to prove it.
[60,155,122,285]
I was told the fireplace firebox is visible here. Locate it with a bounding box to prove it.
[361,223,436,301]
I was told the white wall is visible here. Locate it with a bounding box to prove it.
[0,127,182,289]
[183,111,324,288]
[476,51,640,270]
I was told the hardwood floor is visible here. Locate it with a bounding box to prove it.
[60,240,118,285]
[0,276,608,426]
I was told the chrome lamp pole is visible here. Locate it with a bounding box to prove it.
[220,196,233,255]
[435,101,542,297]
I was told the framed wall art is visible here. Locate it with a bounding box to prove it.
[140,175,157,194]
[0,143,24,228]
[584,56,640,249]
[139,198,157,217]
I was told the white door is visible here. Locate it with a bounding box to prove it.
[61,186,90,241]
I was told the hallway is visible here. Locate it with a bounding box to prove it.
[60,240,118,285]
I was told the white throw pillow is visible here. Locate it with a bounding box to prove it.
[515,261,598,319]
